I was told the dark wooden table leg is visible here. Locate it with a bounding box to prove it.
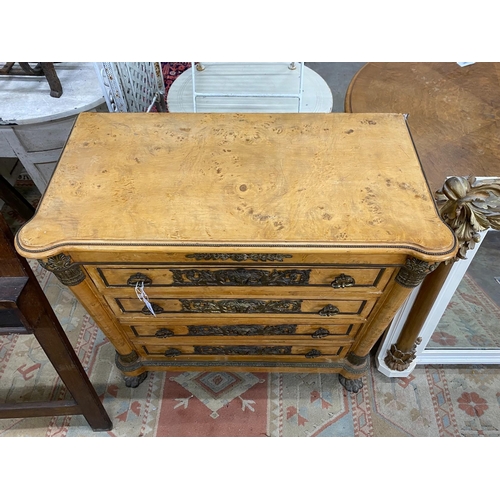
[0,175,35,221]
[0,213,112,431]
[28,298,113,431]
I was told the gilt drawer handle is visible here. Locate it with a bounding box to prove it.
[318,304,340,316]
[311,328,330,339]
[141,303,164,315]
[305,349,322,358]
[155,328,174,338]
[164,348,181,357]
[127,273,152,286]
[331,274,355,288]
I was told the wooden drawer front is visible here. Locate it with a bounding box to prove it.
[88,266,392,292]
[139,342,349,360]
[107,296,375,320]
[127,323,362,339]
[179,252,404,266]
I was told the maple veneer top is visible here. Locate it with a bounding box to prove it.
[16,112,456,260]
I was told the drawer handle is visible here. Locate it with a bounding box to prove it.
[331,274,355,288]
[318,304,340,316]
[311,328,330,339]
[305,349,322,358]
[127,273,152,286]
[141,303,164,315]
[155,328,174,338]
[164,348,181,357]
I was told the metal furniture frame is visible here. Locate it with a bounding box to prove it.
[190,62,305,112]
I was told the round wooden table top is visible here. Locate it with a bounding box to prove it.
[345,62,500,193]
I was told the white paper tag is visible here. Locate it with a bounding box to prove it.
[457,62,475,67]
[135,282,156,317]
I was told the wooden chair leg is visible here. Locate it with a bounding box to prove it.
[27,309,112,431]
[39,63,63,98]
[0,213,112,431]
[0,174,35,222]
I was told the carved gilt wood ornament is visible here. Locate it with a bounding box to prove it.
[436,176,500,262]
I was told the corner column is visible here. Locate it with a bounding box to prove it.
[39,252,139,362]
[350,257,439,363]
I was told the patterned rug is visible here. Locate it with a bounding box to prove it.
[1,259,500,437]
[161,62,191,112]
[430,273,500,349]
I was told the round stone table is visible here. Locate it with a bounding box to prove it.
[0,62,105,194]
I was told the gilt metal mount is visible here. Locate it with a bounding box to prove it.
[194,345,292,355]
[38,253,86,287]
[395,258,439,288]
[180,299,302,314]
[187,324,297,336]
[186,253,293,262]
[171,268,310,286]
[384,338,422,371]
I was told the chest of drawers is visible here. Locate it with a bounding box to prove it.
[15,112,457,392]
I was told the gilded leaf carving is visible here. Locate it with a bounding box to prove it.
[435,176,500,261]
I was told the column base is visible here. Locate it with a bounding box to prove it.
[384,338,421,372]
